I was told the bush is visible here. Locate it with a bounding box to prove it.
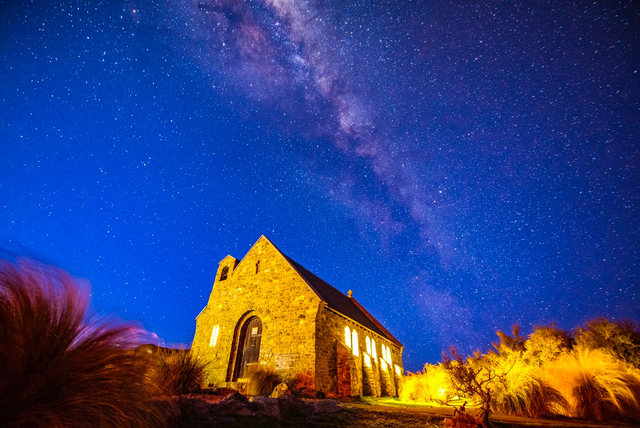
[245,364,282,396]
[147,347,207,396]
[524,324,574,367]
[575,318,640,369]
[544,345,640,421]
[399,364,450,403]
[488,351,567,418]
[0,259,165,428]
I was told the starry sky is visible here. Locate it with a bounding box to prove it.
[1,0,638,371]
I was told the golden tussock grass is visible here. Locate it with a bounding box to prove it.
[245,364,282,396]
[147,347,208,396]
[488,352,567,418]
[544,345,640,421]
[399,364,450,403]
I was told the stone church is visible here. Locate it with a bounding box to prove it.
[191,236,404,397]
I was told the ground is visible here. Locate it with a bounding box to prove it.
[176,396,637,428]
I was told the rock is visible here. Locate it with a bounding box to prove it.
[214,387,236,396]
[305,399,344,415]
[270,382,290,398]
[175,396,210,421]
[150,396,180,420]
[211,390,253,416]
[277,394,306,417]
[250,395,280,417]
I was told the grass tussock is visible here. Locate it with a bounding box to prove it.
[489,353,567,418]
[0,259,165,428]
[399,364,450,403]
[544,346,640,421]
[148,347,207,396]
[245,364,282,396]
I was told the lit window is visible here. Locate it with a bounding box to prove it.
[209,325,220,347]
[364,353,371,367]
[394,365,402,376]
[371,339,377,360]
[366,336,371,355]
[352,330,359,356]
[380,359,388,372]
[383,345,392,364]
[344,326,351,348]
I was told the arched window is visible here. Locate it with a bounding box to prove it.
[351,330,359,356]
[344,326,351,348]
[384,345,392,364]
[219,266,229,281]
[371,339,377,360]
[366,336,371,355]
[209,325,220,347]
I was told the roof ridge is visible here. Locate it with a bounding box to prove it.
[349,296,402,347]
[250,236,402,348]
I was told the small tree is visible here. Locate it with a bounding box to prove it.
[525,323,574,367]
[442,347,497,428]
[575,318,640,369]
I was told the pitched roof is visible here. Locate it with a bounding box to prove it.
[279,252,403,348]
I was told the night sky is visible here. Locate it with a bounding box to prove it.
[1,0,638,371]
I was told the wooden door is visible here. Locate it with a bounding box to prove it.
[235,316,262,379]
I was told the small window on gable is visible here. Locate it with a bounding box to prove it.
[352,330,359,356]
[344,326,351,348]
[255,260,260,274]
[219,266,229,281]
[209,325,220,347]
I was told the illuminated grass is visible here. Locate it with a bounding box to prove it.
[399,364,451,404]
[489,352,567,418]
[147,347,207,396]
[544,345,640,421]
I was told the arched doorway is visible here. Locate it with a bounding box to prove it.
[232,316,262,380]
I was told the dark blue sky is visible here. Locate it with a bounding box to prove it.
[1,0,638,371]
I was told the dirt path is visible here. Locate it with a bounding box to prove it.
[343,401,635,428]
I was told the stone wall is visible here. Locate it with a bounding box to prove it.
[315,306,403,397]
[192,237,322,389]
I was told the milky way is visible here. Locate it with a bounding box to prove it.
[1,0,638,369]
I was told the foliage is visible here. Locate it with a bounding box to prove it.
[486,347,567,418]
[544,345,640,422]
[147,346,207,396]
[442,347,494,428]
[399,364,450,403]
[575,318,640,369]
[524,323,574,367]
[245,364,282,396]
[493,325,526,354]
[0,259,165,428]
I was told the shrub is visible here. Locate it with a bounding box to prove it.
[524,323,574,367]
[399,364,450,403]
[488,351,567,418]
[0,259,165,428]
[442,347,494,428]
[245,364,282,396]
[575,318,640,369]
[544,345,640,421]
[147,347,207,396]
